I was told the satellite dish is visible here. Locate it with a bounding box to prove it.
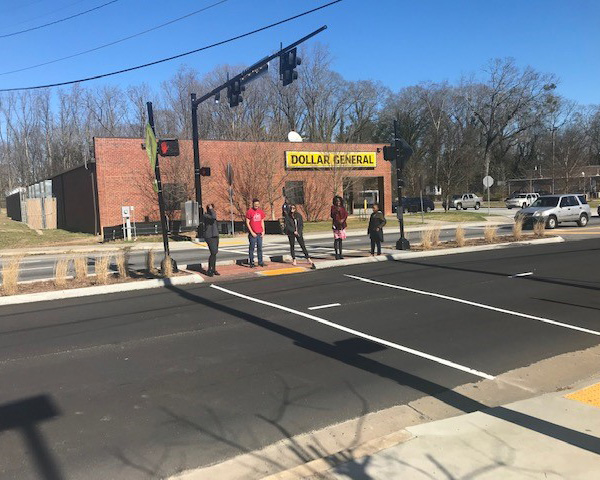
[287,131,303,143]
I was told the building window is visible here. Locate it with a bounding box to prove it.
[285,181,304,205]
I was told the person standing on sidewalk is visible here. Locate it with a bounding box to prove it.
[367,203,386,256]
[331,196,348,260]
[284,204,315,269]
[203,203,220,277]
[246,198,266,268]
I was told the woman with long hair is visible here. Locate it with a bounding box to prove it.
[284,204,315,268]
[331,195,348,260]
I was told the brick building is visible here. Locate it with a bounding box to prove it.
[15,138,392,237]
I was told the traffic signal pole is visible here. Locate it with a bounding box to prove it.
[146,102,177,269]
[189,25,327,240]
[394,120,411,250]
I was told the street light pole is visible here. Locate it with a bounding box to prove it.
[191,93,204,240]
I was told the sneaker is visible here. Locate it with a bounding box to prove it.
[213,270,220,276]
[258,262,265,267]
[310,263,316,270]
[206,270,214,277]
[249,263,255,268]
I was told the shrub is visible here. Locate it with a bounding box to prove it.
[162,255,174,278]
[146,249,158,276]
[54,257,70,288]
[95,255,110,285]
[1,256,22,296]
[455,225,466,247]
[431,226,441,246]
[533,219,546,237]
[74,256,88,281]
[115,252,128,278]
[420,229,433,250]
[513,218,523,241]
[484,225,498,244]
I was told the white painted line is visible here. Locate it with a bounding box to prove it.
[308,303,341,311]
[345,275,600,337]
[510,272,533,278]
[210,284,495,379]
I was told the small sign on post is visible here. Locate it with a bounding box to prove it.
[483,175,494,216]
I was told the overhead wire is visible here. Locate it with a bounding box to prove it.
[9,0,89,29]
[0,0,229,76]
[0,0,342,92]
[0,0,120,38]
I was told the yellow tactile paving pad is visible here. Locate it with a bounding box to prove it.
[257,267,306,276]
[565,383,600,408]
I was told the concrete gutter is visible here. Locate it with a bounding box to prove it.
[0,274,204,307]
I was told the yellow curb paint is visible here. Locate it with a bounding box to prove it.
[257,267,307,276]
[565,382,600,408]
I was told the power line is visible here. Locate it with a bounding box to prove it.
[10,0,89,29]
[0,0,342,92]
[0,0,120,39]
[0,0,229,76]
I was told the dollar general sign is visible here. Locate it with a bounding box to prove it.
[285,151,376,169]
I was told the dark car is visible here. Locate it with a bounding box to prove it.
[393,196,435,213]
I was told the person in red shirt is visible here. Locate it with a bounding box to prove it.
[245,198,266,267]
[331,195,348,259]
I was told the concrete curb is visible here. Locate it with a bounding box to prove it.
[313,236,565,270]
[0,274,204,307]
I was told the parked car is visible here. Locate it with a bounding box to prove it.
[515,194,591,229]
[505,193,539,209]
[394,196,435,213]
[443,193,482,210]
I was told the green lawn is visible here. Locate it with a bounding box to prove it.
[0,211,96,250]
[411,211,492,222]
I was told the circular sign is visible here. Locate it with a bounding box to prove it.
[483,175,494,188]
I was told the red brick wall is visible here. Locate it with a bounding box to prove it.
[94,138,392,231]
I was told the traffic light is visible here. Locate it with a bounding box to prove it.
[227,79,245,107]
[280,47,301,86]
[199,167,211,177]
[383,145,397,161]
[158,139,180,157]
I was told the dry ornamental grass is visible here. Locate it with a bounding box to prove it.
[115,252,128,278]
[431,226,441,246]
[95,255,110,285]
[54,257,70,288]
[420,229,434,250]
[146,250,158,276]
[484,225,498,244]
[1,256,22,296]
[513,218,523,241]
[74,256,88,281]
[162,255,174,278]
[455,225,466,247]
[533,219,546,237]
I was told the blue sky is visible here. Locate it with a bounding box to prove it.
[1,0,599,104]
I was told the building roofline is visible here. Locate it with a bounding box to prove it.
[92,136,387,146]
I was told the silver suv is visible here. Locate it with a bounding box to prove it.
[515,194,591,229]
[505,193,539,209]
[448,193,482,210]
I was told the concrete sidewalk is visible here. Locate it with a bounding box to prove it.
[311,380,600,480]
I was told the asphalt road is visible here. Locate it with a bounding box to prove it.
[7,215,600,283]
[1,238,599,479]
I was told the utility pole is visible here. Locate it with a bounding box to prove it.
[190,26,327,240]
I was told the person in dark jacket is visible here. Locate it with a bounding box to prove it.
[331,195,348,260]
[284,204,315,268]
[367,203,386,255]
[203,203,220,277]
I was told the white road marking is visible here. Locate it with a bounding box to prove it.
[346,274,600,337]
[510,272,533,278]
[308,303,341,310]
[210,284,495,379]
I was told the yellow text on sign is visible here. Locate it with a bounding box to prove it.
[285,151,376,169]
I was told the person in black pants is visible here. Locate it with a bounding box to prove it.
[284,204,315,269]
[204,204,220,277]
[367,203,386,256]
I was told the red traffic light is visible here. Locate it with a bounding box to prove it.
[158,139,180,157]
